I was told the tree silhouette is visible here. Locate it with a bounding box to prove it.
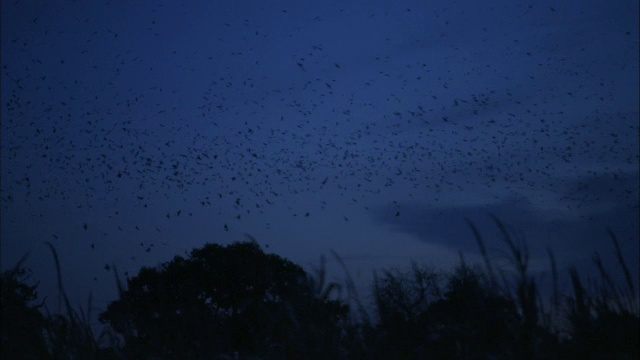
[369,262,521,360]
[426,264,520,360]
[99,241,349,359]
[369,263,441,359]
[1,266,49,359]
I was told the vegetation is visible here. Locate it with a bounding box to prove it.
[1,258,49,359]
[99,240,348,359]
[1,220,638,359]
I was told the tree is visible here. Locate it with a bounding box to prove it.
[99,241,349,359]
[1,267,49,359]
[369,263,521,360]
[370,263,441,359]
[427,264,519,360]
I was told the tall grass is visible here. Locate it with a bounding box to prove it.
[41,241,120,359]
[464,216,639,359]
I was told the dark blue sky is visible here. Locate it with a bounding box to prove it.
[2,0,638,313]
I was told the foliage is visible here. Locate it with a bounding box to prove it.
[428,264,521,359]
[1,264,49,359]
[99,240,349,359]
[358,217,638,360]
[363,262,520,360]
[367,263,441,359]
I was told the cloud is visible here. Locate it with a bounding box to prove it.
[376,196,539,251]
[375,181,638,269]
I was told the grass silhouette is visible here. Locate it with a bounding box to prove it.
[41,241,121,359]
[1,219,638,359]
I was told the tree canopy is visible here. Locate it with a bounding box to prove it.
[99,241,348,359]
[1,267,49,359]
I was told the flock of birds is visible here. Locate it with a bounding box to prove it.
[2,1,638,271]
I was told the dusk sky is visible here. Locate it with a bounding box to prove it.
[2,0,638,314]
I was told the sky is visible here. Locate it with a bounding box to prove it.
[2,0,638,315]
